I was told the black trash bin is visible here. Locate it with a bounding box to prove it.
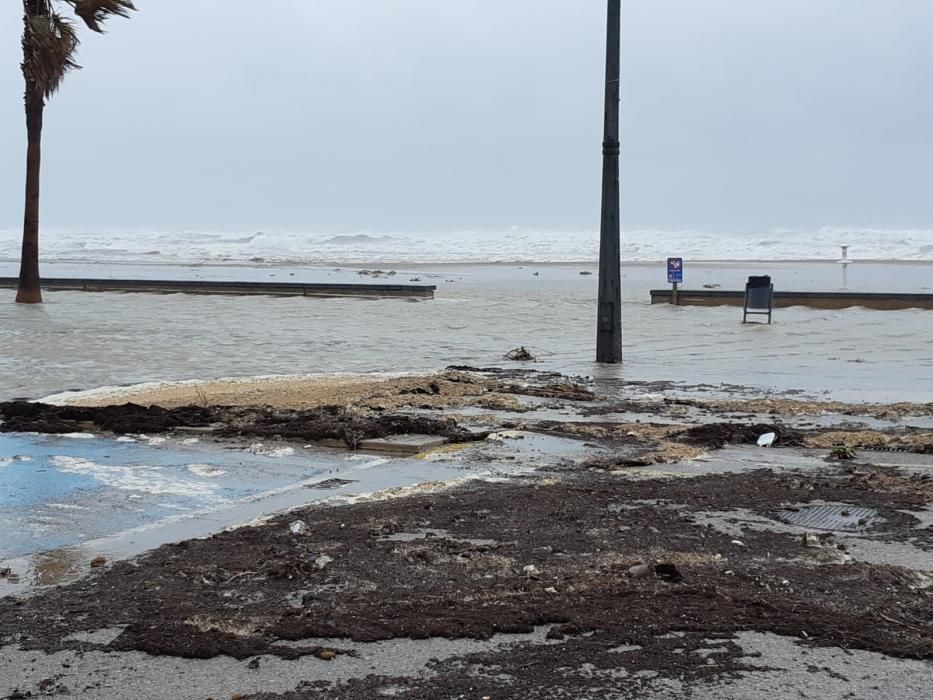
[743,275,773,324]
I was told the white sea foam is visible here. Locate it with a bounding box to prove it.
[1,226,931,264]
[246,443,295,458]
[187,464,226,478]
[51,456,219,498]
[346,456,391,469]
[0,455,31,467]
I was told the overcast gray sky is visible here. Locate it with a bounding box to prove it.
[1,0,932,233]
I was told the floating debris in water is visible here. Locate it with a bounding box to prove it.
[504,346,536,362]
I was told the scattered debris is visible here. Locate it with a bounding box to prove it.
[90,556,107,568]
[523,564,542,579]
[1,464,931,670]
[216,406,486,450]
[289,520,309,535]
[653,563,683,583]
[830,444,858,460]
[0,401,212,435]
[757,431,776,448]
[504,346,537,362]
[4,367,933,693]
[678,423,802,449]
[497,382,596,402]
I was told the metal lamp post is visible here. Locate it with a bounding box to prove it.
[596,0,622,363]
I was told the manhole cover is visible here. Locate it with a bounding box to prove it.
[775,504,879,532]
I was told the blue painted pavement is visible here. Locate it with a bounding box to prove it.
[0,432,345,559]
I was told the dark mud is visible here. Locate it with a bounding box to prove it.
[445,366,597,402]
[495,383,597,402]
[215,405,487,448]
[0,401,484,449]
[2,464,930,677]
[677,423,805,449]
[0,401,212,434]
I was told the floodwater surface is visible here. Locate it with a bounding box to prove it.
[1,261,931,403]
[0,429,597,590]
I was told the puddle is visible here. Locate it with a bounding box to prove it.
[424,430,603,468]
[618,445,832,480]
[691,506,933,571]
[0,432,358,560]
[0,430,600,594]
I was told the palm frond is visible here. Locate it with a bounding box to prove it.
[22,11,80,99]
[64,0,136,33]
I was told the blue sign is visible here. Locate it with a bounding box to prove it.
[667,257,683,284]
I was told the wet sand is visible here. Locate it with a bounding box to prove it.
[45,372,501,411]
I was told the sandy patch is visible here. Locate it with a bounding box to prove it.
[56,372,497,412]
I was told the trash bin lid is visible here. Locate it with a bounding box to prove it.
[747,275,771,288]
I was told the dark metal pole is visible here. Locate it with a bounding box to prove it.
[596,0,622,363]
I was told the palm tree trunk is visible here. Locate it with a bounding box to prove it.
[17,1,48,304]
[17,87,44,304]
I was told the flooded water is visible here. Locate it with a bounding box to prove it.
[0,433,356,559]
[1,260,932,403]
[2,258,932,590]
[0,429,598,590]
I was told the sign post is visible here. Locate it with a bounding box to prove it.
[838,245,850,290]
[667,257,683,305]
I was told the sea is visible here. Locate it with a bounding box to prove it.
[1,227,932,403]
[2,226,933,265]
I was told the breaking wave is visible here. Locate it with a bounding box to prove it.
[0,226,931,265]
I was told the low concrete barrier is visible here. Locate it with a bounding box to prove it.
[650,289,933,310]
[0,277,436,299]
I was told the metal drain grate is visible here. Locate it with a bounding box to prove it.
[776,504,879,532]
[304,478,358,490]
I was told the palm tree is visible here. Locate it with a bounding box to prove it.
[16,0,135,303]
